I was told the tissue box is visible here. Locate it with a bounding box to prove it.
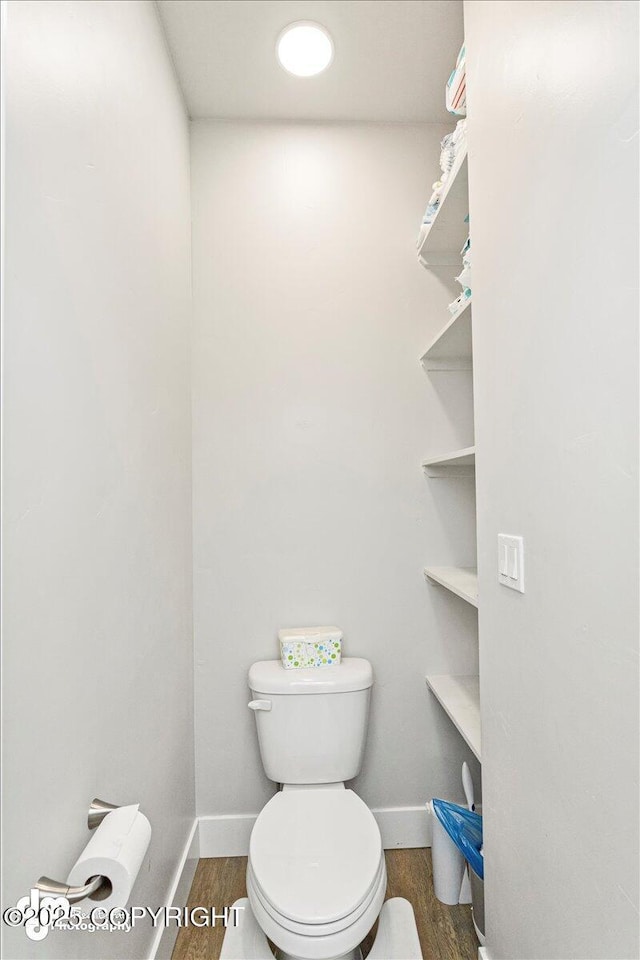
[278,626,343,669]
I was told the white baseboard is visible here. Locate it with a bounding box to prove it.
[374,805,432,849]
[199,812,257,858]
[198,804,431,858]
[149,818,199,960]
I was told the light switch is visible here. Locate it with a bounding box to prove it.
[498,534,525,593]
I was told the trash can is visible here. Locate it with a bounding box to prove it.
[426,801,467,905]
[431,799,484,940]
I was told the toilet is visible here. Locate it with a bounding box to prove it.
[219,654,423,960]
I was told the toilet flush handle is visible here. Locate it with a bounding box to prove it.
[248,699,272,711]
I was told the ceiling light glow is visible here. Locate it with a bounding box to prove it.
[277,22,333,77]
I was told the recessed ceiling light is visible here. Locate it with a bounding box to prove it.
[276,21,333,77]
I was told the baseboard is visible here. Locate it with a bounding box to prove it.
[149,818,199,960]
[198,812,258,858]
[198,804,431,858]
[374,805,432,849]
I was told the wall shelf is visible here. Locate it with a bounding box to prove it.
[416,146,469,267]
[422,445,475,477]
[420,297,472,371]
[426,674,481,760]
[418,72,480,770]
[424,566,478,607]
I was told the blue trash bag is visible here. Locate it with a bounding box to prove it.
[432,798,484,880]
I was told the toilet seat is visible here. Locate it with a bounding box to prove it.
[248,787,384,938]
[247,854,386,938]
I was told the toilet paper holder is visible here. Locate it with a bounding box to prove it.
[87,797,121,830]
[35,798,125,904]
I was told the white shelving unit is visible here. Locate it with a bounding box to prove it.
[418,105,480,761]
[424,566,478,607]
[422,445,475,478]
[416,146,469,267]
[420,297,472,371]
[426,675,481,760]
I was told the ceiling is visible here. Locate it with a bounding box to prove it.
[156,0,463,122]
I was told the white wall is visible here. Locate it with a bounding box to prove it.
[2,3,195,958]
[465,2,639,958]
[191,120,480,840]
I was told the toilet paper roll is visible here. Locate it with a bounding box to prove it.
[66,804,151,911]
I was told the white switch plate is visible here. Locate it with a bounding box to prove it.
[498,534,525,593]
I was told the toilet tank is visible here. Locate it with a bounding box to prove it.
[248,658,373,785]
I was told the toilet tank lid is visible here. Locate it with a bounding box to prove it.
[249,657,373,695]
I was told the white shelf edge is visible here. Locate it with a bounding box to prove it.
[420,296,473,370]
[422,445,475,477]
[426,674,481,760]
[424,358,472,372]
[424,566,478,607]
[416,145,468,266]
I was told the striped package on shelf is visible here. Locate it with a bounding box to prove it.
[446,44,467,116]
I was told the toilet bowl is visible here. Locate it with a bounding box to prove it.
[247,785,386,960]
[221,652,422,960]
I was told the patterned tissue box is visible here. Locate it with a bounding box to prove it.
[278,626,343,669]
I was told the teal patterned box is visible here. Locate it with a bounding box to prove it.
[278,626,343,669]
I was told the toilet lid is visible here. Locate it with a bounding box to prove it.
[249,788,383,926]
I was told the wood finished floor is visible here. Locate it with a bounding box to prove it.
[172,849,478,960]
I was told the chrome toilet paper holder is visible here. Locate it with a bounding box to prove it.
[87,797,121,830]
[35,798,124,903]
